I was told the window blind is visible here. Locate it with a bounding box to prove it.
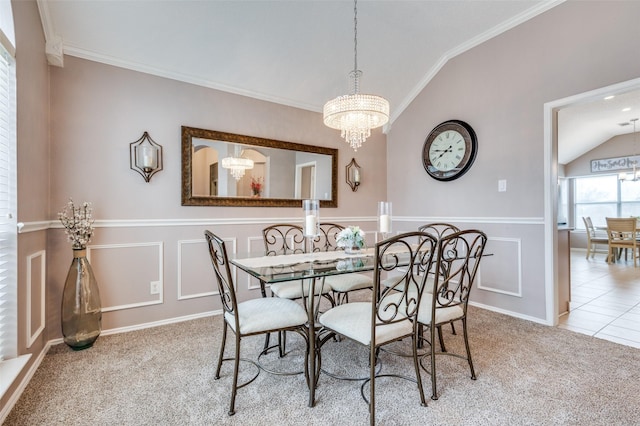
[0,42,17,362]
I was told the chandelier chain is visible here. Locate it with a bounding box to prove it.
[353,0,358,73]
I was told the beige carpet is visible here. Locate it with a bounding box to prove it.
[5,305,640,425]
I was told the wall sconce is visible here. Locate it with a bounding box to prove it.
[130,131,163,182]
[345,158,361,192]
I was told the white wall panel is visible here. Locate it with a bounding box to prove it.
[477,237,522,297]
[25,250,45,348]
[88,242,163,312]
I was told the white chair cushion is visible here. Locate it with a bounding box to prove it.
[381,273,404,288]
[319,302,413,346]
[417,302,463,326]
[387,277,464,325]
[325,273,372,292]
[270,279,332,299]
[382,274,435,293]
[380,286,463,326]
[225,297,307,334]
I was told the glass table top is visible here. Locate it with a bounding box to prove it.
[230,249,379,283]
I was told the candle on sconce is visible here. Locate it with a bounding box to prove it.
[136,145,157,170]
[353,168,360,184]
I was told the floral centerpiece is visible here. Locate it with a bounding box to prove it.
[58,199,94,249]
[251,177,263,197]
[336,226,366,253]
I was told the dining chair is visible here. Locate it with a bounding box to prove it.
[605,217,640,266]
[387,222,460,346]
[318,231,438,426]
[262,224,334,356]
[417,223,461,344]
[314,222,373,305]
[582,216,608,259]
[417,229,487,401]
[262,223,334,301]
[204,231,309,416]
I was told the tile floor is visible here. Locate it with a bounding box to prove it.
[558,248,640,348]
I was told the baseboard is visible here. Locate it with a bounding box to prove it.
[469,301,550,326]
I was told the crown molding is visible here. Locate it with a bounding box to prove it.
[390,0,565,125]
[62,44,322,113]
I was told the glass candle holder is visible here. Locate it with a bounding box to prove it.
[378,201,392,235]
[303,199,320,237]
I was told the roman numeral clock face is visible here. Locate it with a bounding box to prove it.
[422,120,477,181]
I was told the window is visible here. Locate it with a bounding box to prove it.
[0,0,17,368]
[574,174,640,229]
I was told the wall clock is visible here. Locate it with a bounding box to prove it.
[422,120,477,181]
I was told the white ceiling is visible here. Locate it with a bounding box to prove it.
[36,0,635,163]
[558,89,640,164]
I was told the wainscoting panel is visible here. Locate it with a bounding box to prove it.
[177,238,235,300]
[477,237,522,297]
[88,242,164,312]
[26,250,46,348]
[246,236,265,292]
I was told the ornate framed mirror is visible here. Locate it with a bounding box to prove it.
[181,126,338,207]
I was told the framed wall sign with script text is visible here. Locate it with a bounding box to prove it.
[590,155,640,173]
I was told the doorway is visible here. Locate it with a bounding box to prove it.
[545,76,640,342]
[295,162,316,199]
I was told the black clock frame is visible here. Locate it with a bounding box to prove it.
[422,119,477,181]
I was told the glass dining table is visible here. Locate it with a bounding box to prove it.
[230,248,378,408]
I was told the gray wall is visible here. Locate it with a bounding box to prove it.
[566,133,637,178]
[388,1,640,320]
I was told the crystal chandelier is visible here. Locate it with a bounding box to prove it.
[619,118,640,182]
[221,148,254,181]
[323,0,389,151]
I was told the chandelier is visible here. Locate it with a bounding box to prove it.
[221,148,254,181]
[323,0,389,151]
[619,118,640,182]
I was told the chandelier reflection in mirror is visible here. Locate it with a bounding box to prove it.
[129,131,163,182]
[619,118,640,182]
[323,0,389,151]
[222,147,254,181]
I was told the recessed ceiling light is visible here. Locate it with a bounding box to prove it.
[604,95,615,100]
[622,107,631,112]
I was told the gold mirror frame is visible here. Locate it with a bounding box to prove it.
[181,126,338,207]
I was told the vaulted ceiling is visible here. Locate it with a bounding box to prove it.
[36,0,638,164]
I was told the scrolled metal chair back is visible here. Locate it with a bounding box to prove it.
[313,222,345,252]
[418,222,460,240]
[204,231,237,320]
[430,230,487,315]
[262,224,306,255]
[417,222,460,276]
[374,231,438,325]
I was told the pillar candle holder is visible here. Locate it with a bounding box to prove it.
[303,199,320,237]
[378,201,392,239]
[303,199,320,253]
